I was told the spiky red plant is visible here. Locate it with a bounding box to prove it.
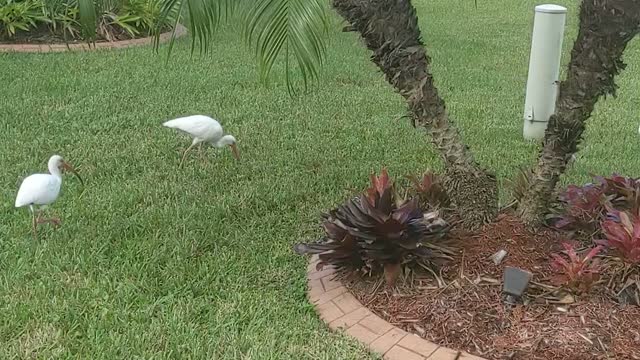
[295,169,449,286]
[552,183,607,233]
[599,211,640,264]
[550,242,603,294]
[551,174,640,237]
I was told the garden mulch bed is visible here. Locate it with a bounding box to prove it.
[344,214,640,360]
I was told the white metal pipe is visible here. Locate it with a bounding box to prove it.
[522,4,567,140]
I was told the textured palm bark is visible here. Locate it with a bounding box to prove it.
[332,0,498,229]
[518,0,640,227]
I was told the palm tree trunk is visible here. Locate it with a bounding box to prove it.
[332,0,498,229]
[518,0,640,227]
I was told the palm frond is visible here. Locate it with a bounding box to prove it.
[153,0,185,56]
[154,0,236,53]
[242,0,329,94]
[153,0,329,95]
[77,0,97,42]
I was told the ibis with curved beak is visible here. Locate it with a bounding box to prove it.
[15,155,84,238]
[163,115,240,167]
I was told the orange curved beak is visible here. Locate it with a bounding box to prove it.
[61,161,84,186]
[229,143,240,160]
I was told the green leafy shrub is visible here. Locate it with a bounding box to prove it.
[0,0,48,37]
[0,0,175,40]
[121,0,166,34]
[43,0,80,39]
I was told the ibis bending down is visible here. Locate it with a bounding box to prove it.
[15,155,84,238]
[162,115,239,167]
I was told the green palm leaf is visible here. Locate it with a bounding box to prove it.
[77,0,97,41]
[242,0,329,94]
[154,0,329,95]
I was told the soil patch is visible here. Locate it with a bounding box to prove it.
[345,214,640,360]
[0,25,170,45]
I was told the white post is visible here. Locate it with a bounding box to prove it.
[522,4,567,140]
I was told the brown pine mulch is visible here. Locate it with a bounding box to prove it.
[345,214,640,360]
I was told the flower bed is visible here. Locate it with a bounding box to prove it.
[0,0,185,52]
[307,255,484,360]
[297,170,640,360]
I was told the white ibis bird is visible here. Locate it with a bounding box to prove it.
[162,115,239,167]
[15,155,84,238]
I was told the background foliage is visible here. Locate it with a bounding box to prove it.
[0,0,174,40]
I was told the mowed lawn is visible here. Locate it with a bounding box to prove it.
[1,0,639,359]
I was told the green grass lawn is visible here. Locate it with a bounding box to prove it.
[1,0,639,359]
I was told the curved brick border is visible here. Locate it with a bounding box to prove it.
[0,25,187,53]
[307,255,486,360]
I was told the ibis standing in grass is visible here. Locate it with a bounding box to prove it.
[15,155,84,238]
[163,115,240,167]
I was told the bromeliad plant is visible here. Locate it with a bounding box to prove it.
[551,182,607,235]
[550,242,604,294]
[599,211,640,264]
[549,175,640,296]
[294,169,450,286]
[551,174,640,239]
[598,174,640,215]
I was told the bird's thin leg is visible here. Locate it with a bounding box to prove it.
[30,205,37,239]
[35,208,61,228]
[179,141,199,168]
[35,208,44,223]
[178,142,198,168]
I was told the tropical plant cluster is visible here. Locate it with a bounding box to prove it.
[295,169,453,286]
[549,174,640,298]
[0,0,174,41]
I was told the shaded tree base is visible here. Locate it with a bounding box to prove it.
[332,0,499,229]
[444,166,498,230]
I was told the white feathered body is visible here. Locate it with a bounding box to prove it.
[15,173,62,208]
[163,115,224,145]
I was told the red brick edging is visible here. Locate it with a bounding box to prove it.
[0,25,187,53]
[307,255,486,360]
